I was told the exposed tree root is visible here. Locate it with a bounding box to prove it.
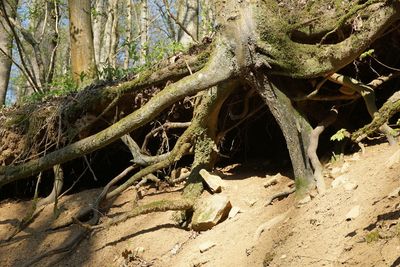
[265,187,296,206]
[37,164,64,207]
[352,91,400,143]
[328,73,397,145]
[248,73,314,186]
[90,199,194,230]
[0,41,235,186]
[307,108,338,194]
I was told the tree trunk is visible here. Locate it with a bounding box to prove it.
[249,73,314,189]
[177,0,199,47]
[0,0,17,106]
[139,0,148,65]
[92,0,106,67]
[124,0,133,69]
[68,0,97,84]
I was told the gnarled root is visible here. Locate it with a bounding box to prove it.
[352,91,400,143]
[265,187,296,206]
[307,108,338,194]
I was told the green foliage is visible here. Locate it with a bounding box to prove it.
[21,74,77,103]
[145,40,185,66]
[330,128,348,142]
[98,64,129,81]
[329,152,343,164]
[365,230,380,243]
[359,49,375,61]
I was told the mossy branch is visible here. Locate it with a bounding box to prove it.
[352,91,400,143]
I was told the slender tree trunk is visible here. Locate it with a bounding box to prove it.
[249,73,314,190]
[139,0,148,65]
[124,0,132,69]
[99,0,118,68]
[108,0,119,68]
[0,0,17,106]
[92,0,106,67]
[177,0,199,47]
[68,0,97,84]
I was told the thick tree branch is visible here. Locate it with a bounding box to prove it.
[0,41,235,187]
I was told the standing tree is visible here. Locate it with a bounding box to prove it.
[69,0,97,84]
[0,0,17,105]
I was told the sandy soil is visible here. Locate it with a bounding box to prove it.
[0,143,399,267]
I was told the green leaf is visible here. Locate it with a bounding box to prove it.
[359,49,374,61]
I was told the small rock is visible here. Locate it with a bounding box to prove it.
[388,187,400,199]
[280,254,287,259]
[264,173,283,187]
[344,244,353,251]
[134,247,145,254]
[350,153,360,161]
[298,195,311,205]
[199,242,216,253]
[170,243,181,255]
[331,175,349,188]
[340,162,350,174]
[386,149,400,168]
[344,182,358,192]
[228,206,241,219]
[345,206,360,221]
[199,169,225,193]
[245,199,257,207]
[192,194,232,231]
[330,167,342,177]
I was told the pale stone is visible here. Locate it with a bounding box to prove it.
[340,162,350,174]
[350,153,360,161]
[170,243,181,255]
[199,241,216,253]
[228,206,241,219]
[298,195,311,205]
[134,247,145,254]
[345,206,360,221]
[388,187,400,199]
[199,169,225,193]
[330,167,342,177]
[331,175,349,188]
[386,149,400,169]
[245,199,257,207]
[264,173,283,187]
[344,182,358,192]
[192,195,232,231]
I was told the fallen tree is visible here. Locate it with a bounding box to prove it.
[1,0,400,263]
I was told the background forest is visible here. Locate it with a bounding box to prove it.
[1,0,211,105]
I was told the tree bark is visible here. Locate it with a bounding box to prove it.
[177,0,199,47]
[69,0,97,84]
[139,0,148,65]
[92,0,106,67]
[0,0,17,106]
[249,74,314,189]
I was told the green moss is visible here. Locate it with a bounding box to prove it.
[365,230,380,243]
[295,176,309,196]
